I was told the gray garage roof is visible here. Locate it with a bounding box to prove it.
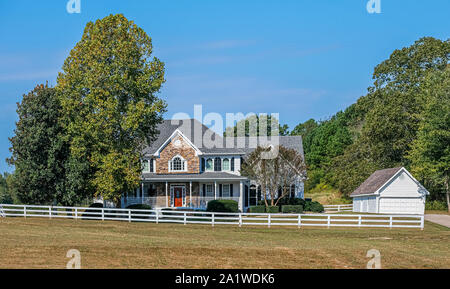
[350,167,402,197]
[142,119,304,157]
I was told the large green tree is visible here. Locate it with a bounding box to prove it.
[225,114,289,137]
[408,68,450,211]
[7,84,71,205]
[362,37,450,167]
[56,14,166,204]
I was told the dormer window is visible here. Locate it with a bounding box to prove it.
[206,158,213,171]
[169,155,186,172]
[214,157,221,171]
[222,158,230,171]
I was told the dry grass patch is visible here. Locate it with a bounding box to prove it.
[0,217,448,269]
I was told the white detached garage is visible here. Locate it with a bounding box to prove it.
[351,167,429,215]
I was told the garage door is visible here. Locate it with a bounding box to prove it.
[379,197,424,214]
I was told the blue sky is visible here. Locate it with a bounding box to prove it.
[0,0,449,172]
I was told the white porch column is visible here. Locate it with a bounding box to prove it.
[247,183,250,207]
[165,182,168,207]
[141,182,144,204]
[239,181,244,212]
[214,181,217,200]
[189,181,192,207]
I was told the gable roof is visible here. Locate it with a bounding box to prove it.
[142,119,304,157]
[350,167,402,197]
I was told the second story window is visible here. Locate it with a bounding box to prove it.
[206,158,213,171]
[142,160,150,172]
[214,157,221,171]
[169,156,186,172]
[222,158,230,171]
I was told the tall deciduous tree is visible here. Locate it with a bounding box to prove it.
[56,14,166,204]
[241,146,306,207]
[225,115,288,137]
[408,68,450,211]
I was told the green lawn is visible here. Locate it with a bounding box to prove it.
[0,217,448,269]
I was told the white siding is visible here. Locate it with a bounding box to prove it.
[353,198,362,212]
[379,171,421,198]
[368,196,377,213]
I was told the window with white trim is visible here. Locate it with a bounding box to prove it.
[142,160,150,172]
[222,184,230,198]
[169,156,186,172]
[222,158,230,171]
[206,158,213,171]
[206,184,214,196]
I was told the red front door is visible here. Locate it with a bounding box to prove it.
[174,187,183,207]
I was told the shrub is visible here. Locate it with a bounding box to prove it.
[281,205,303,214]
[266,206,279,213]
[126,203,153,219]
[81,203,103,219]
[309,201,324,213]
[249,206,266,213]
[126,204,152,210]
[257,198,305,207]
[206,200,239,213]
[426,200,448,211]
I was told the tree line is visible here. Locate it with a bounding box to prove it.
[292,37,449,209]
[228,37,449,210]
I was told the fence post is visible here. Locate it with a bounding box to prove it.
[156,210,159,224]
[24,206,26,218]
[184,212,187,225]
[389,216,393,229]
[298,215,302,228]
[268,214,271,228]
[420,215,424,230]
[128,210,131,222]
[239,213,242,227]
[327,215,331,228]
[358,215,362,227]
[338,205,341,212]
[212,213,215,227]
[75,208,78,220]
[49,206,52,219]
[101,208,104,221]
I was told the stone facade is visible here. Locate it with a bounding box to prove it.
[155,134,200,174]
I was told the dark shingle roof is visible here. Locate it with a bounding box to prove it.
[142,119,304,157]
[350,167,402,197]
[222,136,304,157]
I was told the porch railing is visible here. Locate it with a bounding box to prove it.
[122,196,240,209]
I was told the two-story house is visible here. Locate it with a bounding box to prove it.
[121,119,305,212]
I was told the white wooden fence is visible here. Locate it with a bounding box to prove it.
[323,204,353,213]
[0,204,424,229]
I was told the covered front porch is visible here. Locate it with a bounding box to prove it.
[121,179,247,211]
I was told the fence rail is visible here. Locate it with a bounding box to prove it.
[0,204,424,229]
[323,204,353,213]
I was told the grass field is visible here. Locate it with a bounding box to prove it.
[0,217,449,269]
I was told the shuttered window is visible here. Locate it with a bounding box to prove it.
[214,157,221,171]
